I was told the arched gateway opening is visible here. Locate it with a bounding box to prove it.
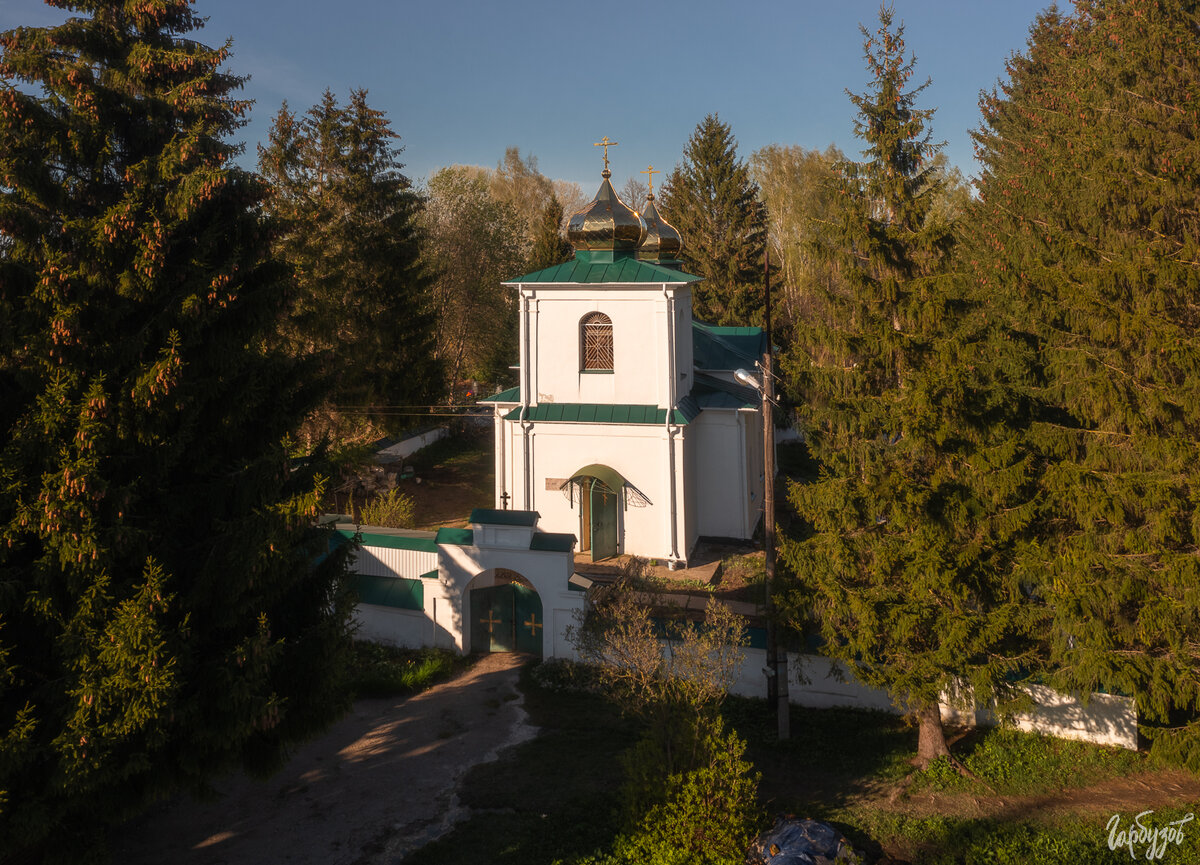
[468,569,543,655]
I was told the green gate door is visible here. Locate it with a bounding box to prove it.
[590,479,619,561]
[470,582,543,655]
[512,583,543,655]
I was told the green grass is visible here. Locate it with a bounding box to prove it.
[403,662,636,865]
[407,431,488,472]
[726,698,914,786]
[402,662,1197,865]
[344,642,470,699]
[910,727,1147,797]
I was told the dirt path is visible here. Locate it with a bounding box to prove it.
[111,654,535,865]
[867,768,1200,824]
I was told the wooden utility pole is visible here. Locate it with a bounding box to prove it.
[762,247,789,740]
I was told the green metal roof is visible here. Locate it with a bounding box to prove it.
[435,527,475,546]
[504,403,694,425]
[692,372,759,410]
[432,523,575,554]
[469,508,539,527]
[479,385,521,403]
[354,575,423,610]
[530,532,576,552]
[568,463,627,492]
[333,527,439,553]
[692,321,767,371]
[508,253,700,285]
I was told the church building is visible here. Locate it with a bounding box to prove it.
[482,155,766,568]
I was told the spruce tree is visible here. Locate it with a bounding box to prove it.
[659,115,767,326]
[779,6,1040,765]
[968,0,1200,769]
[0,3,353,858]
[527,192,572,273]
[258,89,440,420]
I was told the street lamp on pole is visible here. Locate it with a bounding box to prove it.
[733,248,790,741]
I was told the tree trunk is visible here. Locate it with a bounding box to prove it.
[914,703,951,769]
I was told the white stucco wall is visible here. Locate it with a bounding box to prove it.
[497,420,691,563]
[725,650,1137,750]
[437,542,583,657]
[516,284,693,408]
[345,524,584,660]
[690,409,762,539]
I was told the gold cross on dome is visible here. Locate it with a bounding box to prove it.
[594,136,618,172]
[640,164,660,196]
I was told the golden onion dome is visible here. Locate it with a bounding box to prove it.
[636,192,682,262]
[567,168,646,253]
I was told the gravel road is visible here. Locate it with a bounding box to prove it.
[112,653,535,864]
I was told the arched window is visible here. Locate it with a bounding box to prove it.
[581,312,613,371]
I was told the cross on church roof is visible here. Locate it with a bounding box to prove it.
[640,164,660,197]
[593,136,618,176]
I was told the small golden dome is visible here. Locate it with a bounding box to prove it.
[567,169,646,253]
[637,192,682,262]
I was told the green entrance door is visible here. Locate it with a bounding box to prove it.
[470,581,543,655]
[512,583,543,654]
[589,479,619,561]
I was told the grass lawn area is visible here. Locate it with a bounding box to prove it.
[403,665,637,865]
[407,660,1200,865]
[391,429,493,530]
[344,642,473,699]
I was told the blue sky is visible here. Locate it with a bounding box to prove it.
[2,0,1057,192]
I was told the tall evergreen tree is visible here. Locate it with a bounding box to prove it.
[968,0,1200,770]
[659,115,767,326]
[779,5,1040,765]
[527,192,572,273]
[258,90,440,420]
[0,3,353,858]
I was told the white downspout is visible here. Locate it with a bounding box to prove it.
[519,286,533,510]
[663,284,681,567]
[494,405,506,508]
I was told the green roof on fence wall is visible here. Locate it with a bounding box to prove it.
[333,527,438,553]
[354,575,423,610]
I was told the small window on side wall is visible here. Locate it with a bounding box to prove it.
[581,312,613,371]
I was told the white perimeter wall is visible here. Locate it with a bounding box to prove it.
[375,427,449,463]
[349,536,584,659]
[725,648,1137,750]
[350,542,455,650]
[438,543,583,658]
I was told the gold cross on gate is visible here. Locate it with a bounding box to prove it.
[480,612,501,634]
[640,164,660,196]
[594,136,618,172]
[524,615,542,636]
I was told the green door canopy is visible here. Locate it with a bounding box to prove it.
[569,464,626,494]
[561,464,651,509]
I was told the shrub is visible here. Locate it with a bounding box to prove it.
[584,716,761,865]
[345,643,464,698]
[358,488,415,528]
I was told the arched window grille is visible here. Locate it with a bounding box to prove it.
[581,312,613,371]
